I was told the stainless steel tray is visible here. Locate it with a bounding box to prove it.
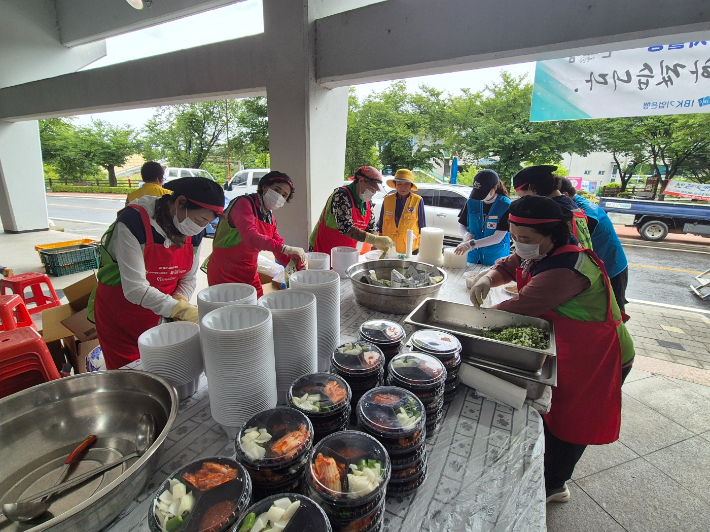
[404,298,556,373]
[461,353,557,400]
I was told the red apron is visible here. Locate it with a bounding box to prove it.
[313,187,371,255]
[94,205,194,370]
[207,197,277,298]
[517,245,622,445]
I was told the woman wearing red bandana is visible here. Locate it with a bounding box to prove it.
[88,177,225,369]
[469,195,634,506]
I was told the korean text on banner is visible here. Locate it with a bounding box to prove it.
[530,40,710,121]
[663,180,710,201]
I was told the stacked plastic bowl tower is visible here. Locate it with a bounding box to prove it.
[306,431,391,532]
[409,329,463,404]
[259,290,318,404]
[330,342,385,423]
[289,270,341,372]
[356,386,428,496]
[330,246,359,279]
[235,407,314,500]
[358,320,406,378]
[196,283,258,321]
[138,321,204,401]
[288,373,352,442]
[387,353,447,436]
[199,304,277,439]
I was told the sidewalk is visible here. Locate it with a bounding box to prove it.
[2,227,710,530]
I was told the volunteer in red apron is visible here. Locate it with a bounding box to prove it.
[469,195,634,504]
[511,165,594,250]
[309,166,393,256]
[207,171,306,297]
[89,177,225,370]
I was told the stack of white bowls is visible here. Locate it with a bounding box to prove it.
[138,322,203,401]
[199,305,277,439]
[418,227,445,266]
[331,246,359,278]
[289,270,340,372]
[305,252,330,271]
[197,283,258,321]
[259,290,318,404]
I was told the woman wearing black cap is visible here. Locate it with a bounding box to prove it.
[454,169,511,264]
[512,165,594,250]
[207,171,307,297]
[89,176,226,369]
[469,195,634,505]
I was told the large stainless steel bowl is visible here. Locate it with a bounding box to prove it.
[0,370,177,532]
[346,259,447,314]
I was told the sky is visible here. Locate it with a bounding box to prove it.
[74,0,535,129]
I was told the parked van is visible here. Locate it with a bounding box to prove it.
[163,167,217,183]
[223,168,270,200]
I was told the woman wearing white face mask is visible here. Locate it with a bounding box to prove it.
[207,171,306,297]
[309,166,393,257]
[469,195,634,506]
[454,170,511,265]
[89,176,225,369]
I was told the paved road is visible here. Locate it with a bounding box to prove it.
[45,194,710,311]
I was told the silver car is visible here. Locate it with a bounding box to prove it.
[373,182,473,246]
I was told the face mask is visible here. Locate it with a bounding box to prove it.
[514,241,547,260]
[263,188,286,211]
[173,207,204,236]
[359,188,375,202]
[483,191,497,204]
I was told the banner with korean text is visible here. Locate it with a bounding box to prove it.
[530,40,710,121]
[664,181,710,201]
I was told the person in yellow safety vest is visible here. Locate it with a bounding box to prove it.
[377,169,426,254]
[126,161,172,205]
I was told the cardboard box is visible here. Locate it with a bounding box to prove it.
[65,338,100,374]
[41,274,97,343]
[259,272,283,294]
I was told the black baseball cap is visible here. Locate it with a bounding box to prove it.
[470,170,500,200]
[512,165,558,192]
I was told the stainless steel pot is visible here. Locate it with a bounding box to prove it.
[346,260,447,315]
[0,370,177,532]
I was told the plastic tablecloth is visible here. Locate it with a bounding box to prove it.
[108,265,546,532]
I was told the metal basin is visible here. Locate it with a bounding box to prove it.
[0,370,177,532]
[346,260,447,315]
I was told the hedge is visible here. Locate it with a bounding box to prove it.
[50,185,133,194]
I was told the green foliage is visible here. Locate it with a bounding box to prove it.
[43,163,59,181]
[49,185,133,194]
[604,182,621,188]
[39,118,100,181]
[578,191,599,203]
[411,170,438,183]
[455,165,483,186]
[82,120,140,186]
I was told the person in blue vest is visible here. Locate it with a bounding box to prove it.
[559,178,629,312]
[454,170,512,265]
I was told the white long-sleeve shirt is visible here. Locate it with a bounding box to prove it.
[106,196,200,317]
[458,223,508,248]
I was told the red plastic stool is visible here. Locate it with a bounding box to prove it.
[0,272,61,315]
[0,328,60,398]
[0,294,35,331]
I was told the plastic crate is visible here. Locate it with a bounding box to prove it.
[39,244,100,277]
[35,239,97,260]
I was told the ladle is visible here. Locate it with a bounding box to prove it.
[3,413,155,522]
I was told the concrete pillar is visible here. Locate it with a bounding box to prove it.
[0,121,49,233]
[262,0,349,248]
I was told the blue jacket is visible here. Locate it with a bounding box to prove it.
[466,195,511,265]
[573,195,628,278]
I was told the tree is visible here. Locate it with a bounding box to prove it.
[39,118,99,181]
[593,117,649,191]
[143,101,238,169]
[345,90,380,176]
[446,72,595,185]
[83,120,140,186]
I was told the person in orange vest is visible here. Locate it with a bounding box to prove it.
[309,166,393,256]
[377,169,426,254]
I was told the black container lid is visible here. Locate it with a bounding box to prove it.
[331,342,385,375]
[410,329,462,357]
[388,353,446,389]
[356,386,425,438]
[288,373,352,416]
[358,320,405,346]
[230,493,331,532]
[235,407,314,471]
[150,457,250,532]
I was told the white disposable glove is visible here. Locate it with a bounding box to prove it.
[470,276,492,308]
[282,245,307,269]
[454,239,475,255]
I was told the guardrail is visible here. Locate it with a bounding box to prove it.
[46,178,140,188]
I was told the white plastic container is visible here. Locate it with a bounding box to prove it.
[331,246,359,278]
[443,247,467,269]
[306,252,330,270]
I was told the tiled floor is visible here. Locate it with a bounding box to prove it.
[547,368,710,532]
